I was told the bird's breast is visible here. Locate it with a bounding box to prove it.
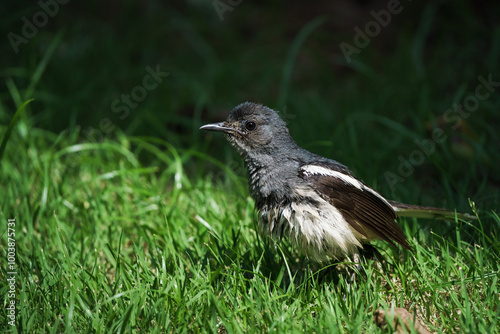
[257,187,363,261]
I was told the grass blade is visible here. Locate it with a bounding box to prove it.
[0,98,34,164]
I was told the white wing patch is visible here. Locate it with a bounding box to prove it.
[301,165,363,189]
[300,164,392,208]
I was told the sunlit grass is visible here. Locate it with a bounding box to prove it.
[0,117,499,332]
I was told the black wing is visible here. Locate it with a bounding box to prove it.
[299,163,411,250]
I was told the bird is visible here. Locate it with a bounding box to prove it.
[200,102,475,262]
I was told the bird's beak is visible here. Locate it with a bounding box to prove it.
[200,122,241,135]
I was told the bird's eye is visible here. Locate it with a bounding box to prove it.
[244,121,256,131]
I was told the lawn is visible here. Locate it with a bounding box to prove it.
[1,1,500,333]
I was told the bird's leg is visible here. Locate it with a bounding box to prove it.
[336,252,362,302]
[349,252,362,283]
[347,245,382,282]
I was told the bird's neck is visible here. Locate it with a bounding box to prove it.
[243,149,301,207]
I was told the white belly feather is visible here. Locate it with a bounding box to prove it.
[258,189,362,262]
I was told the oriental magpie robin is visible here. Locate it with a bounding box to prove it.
[200,102,475,261]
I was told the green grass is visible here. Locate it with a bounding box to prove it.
[0,113,499,332]
[1,1,500,332]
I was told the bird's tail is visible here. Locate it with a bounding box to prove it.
[389,200,477,220]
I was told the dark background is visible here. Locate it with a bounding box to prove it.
[1,0,499,210]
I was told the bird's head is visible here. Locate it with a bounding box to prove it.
[200,102,294,156]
